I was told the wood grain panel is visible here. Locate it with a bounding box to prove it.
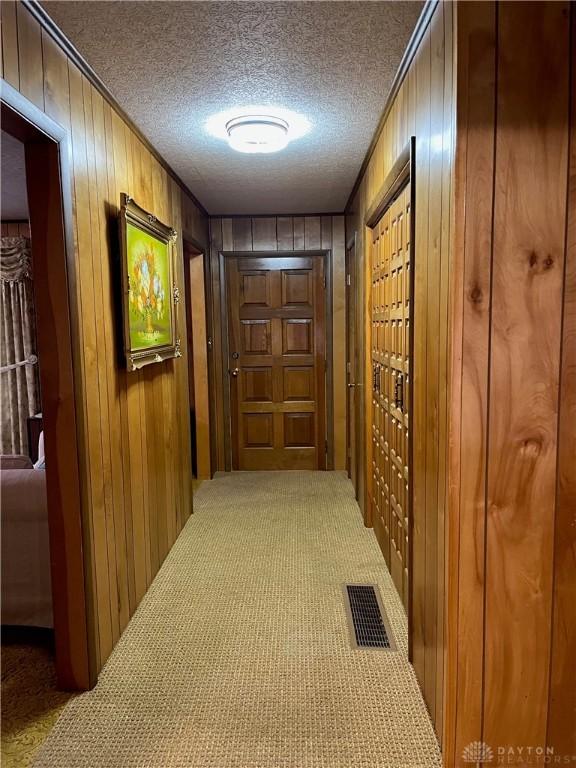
[0,220,30,236]
[1,1,19,89]
[16,2,43,109]
[484,1,570,750]
[547,15,576,752]
[232,217,252,250]
[412,24,431,695]
[2,4,208,686]
[448,2,496,761]
[252,217,277,250]
[277,217,293,250]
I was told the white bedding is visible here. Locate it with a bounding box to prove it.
[1,466,53,627]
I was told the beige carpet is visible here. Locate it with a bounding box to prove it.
[1,628,73,768]
[34,471,441,768]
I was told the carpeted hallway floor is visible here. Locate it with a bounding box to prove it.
[33,471,441,768]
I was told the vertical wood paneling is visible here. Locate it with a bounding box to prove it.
[443,3,574,763]
[423,8,445,718]
[252,217,277,250]
[1,1,19,89]
[276,216,293,250]
[547,25,576,751]
[450,2,496,760]
[293,217,304,250]
[41,29,69,128]
[412,24,432,693]
[83,80,120,647]
[304,216,321,250]
[0,220,30,236]
[16,2,43,110]
[435,1,453,736]
[483,2,570,750]
[232,217,252,250]
[3,5,208,681]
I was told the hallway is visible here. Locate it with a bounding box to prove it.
[34,472,440,768]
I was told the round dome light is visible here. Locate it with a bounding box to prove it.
[225,115,289,154]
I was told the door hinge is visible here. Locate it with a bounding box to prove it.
[325,439,328,454]
[346,361,351,374]
[346,273,351,286]
[323,276,326,289]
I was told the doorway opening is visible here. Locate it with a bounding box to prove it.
[364,139,415,624]
[183,239,212,488]
[1,87,90,694]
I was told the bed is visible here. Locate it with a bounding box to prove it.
[0,447,53,628]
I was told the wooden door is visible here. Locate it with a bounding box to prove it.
[183,243,211,481]
[226,255,326,470]
[369,184,412,611]
[345,241,358,491]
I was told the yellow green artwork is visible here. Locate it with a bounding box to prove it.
[126,221,172,351]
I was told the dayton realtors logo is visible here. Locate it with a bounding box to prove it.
[463,742,494,764]
[462,742,576,765]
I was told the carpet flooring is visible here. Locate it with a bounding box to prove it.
[33,471,441,768]
[1,629,73,768]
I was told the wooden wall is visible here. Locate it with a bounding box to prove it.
[1,1,208,682]
[208,215,347,471]
[346,0,454,741]
[1,220,30,236]
[446,2,575,764]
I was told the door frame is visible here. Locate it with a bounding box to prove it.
[1,80,91,689]
[183,238,212,480]
[364,137,416,657]
[218,249,333,471]
[345,231,359,497]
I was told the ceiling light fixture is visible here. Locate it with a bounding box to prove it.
[225,114,289,154]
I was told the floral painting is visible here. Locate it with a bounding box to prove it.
[119,194,179,371]
[127,222,171,350]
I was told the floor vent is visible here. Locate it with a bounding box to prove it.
[344,584,396,650]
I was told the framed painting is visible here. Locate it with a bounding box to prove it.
[118,194,180,371]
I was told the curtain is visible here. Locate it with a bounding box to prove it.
[0,236,41,456]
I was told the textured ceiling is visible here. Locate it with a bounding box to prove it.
[42,1,423,215]
[1,131,29,220]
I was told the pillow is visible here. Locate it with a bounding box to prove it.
[33,431,45,470]
[0,455,34,470]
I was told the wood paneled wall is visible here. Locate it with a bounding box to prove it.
[1,1,208,683]
[1,220,30,236]
[346,1,454,741]
[208,215,346,471]
[446,2,575,764]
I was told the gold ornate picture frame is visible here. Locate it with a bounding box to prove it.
[118,193,180,371]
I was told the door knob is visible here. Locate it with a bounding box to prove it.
[348,383,356,388]
[230,368,239,377]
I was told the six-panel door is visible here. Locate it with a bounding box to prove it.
[226,256,326,470]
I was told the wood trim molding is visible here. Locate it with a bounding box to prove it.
[21,0,208,218]
[346,1,438,212]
